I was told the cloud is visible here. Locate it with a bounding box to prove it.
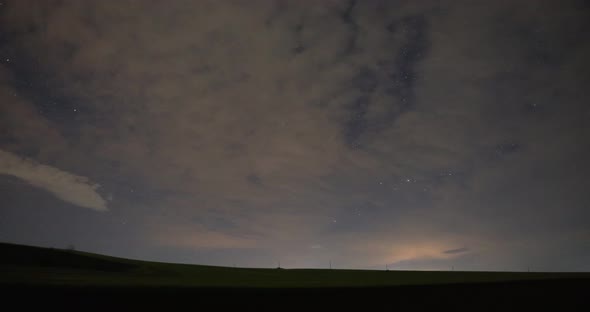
[443,247,470,254]
[0,149,108,211]
[153,223,259,250]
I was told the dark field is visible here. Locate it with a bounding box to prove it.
[1,242,588,310]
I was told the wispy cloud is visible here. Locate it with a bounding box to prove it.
[443,247,470,254]
[154,225,260,249]
[0,149,108,211]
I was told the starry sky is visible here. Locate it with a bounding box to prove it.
[1,0,589,271]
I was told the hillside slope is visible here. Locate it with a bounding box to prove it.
[2,242,589,288]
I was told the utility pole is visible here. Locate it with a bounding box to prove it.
[329,260,332,269]
[386,264,389,271]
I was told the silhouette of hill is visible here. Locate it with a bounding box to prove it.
[1,242,588,311]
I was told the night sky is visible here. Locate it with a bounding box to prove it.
[1,0,589,271]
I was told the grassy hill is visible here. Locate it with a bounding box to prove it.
[2,242,589,288]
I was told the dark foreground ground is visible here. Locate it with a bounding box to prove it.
[3,279,589,311]
[2,242,588,311]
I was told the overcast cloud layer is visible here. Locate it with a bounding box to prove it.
[1,0,589,270]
